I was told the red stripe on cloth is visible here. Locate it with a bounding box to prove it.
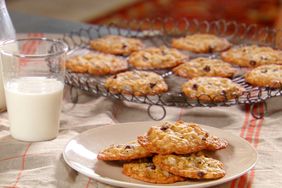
[177,108,184,120]
[10,143,31,188]
[230,104,251,188]
[85,178,92,188]
[247,104,265,188]
[236,105,258,188]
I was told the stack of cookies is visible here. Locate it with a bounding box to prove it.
[66,33,282,102]
[98,120,228,184]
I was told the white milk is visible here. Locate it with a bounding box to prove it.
[5,77,64,141]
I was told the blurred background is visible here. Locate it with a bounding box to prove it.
[6,0,282,29]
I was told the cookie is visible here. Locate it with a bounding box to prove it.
[173,57,236,78]
[206,136,228,151]
[153,152,225,179]
[245,64,282,88]
[65,54,90,73]
[97,141,152,161]
[66,53,128,75]
[137,120,209,155]
[182,77,245,102]
[122,160,185,184]
[104,70,168,96]
[128,46,186,69]
[90,35,144,55]
[221,45,282,67]
[171,33,231,53]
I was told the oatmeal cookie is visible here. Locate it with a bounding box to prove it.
[153,152,225,179]
[171,33,231,53]
[65,54,90,73]
[128,46,186,69]
[206,136,228,151]
[221,45,282,67]
[245,64,282,88]
[104,70,168,96]
[122,160,185,184]
[137,120,209,155]
[90,35,144,55]
[66,53,128,75]
[182,77,245,102]
[97,141,152,161]
[173,57,236,78]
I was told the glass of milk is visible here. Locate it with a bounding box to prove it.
[0,38,68,142]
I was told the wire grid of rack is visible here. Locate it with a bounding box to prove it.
[61,19,282,120]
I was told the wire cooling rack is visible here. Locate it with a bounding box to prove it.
[61,19,282,120]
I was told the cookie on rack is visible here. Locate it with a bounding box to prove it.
[173,57,236,78]
[65,54,90,73]
[122,159,185,184]
[137,120,209,155]
[245,64,282,88]
[221,45,282,67]
[153,152,225,179]
[66,53,128,75]
[104,70,168,96]
[97,141,152,161]
[128,46,187,69]
[171,33,231,53]
[182,77,245,102]
[90,35,144,55]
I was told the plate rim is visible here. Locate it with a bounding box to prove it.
[63,121,258,188]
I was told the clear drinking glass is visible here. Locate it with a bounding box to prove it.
[0,38,68,142]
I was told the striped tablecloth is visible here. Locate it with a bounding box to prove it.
[0,33,282,188]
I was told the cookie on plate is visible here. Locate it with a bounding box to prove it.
[173,57,236,78]
[182,77,245,102]
[245,64,282,88]
[66,53,128,75]
[137,120,209,155]
[153,152,225,179]
[97,141,152,161]
[90,35,144,55]
[221,45,282,67]
[123,160,185,184]
[171,33,231,53]
[128,46,187,69]
[206,136,228,151]
[104,70,168,96]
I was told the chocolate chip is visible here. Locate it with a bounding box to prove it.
[192,84,198,90]
[208,46,214,53]
[150,83,156,89]
[261,69,268,73]
[197,171,206,177]
[221,90,227,96]
[113,75,117,79]
[122,43,127,49]
[124,145,133,149]
[202,137,207,141]
[249,60,256,66]
[203,66,211,72]
[160,124,169,131]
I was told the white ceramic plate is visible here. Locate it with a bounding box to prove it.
[63,121,257,188]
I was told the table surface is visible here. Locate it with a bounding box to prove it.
[1,11,282,188]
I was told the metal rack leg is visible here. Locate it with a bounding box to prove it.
[62,86,78,113]
[250,101,268,119]
[147,105,166,121]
